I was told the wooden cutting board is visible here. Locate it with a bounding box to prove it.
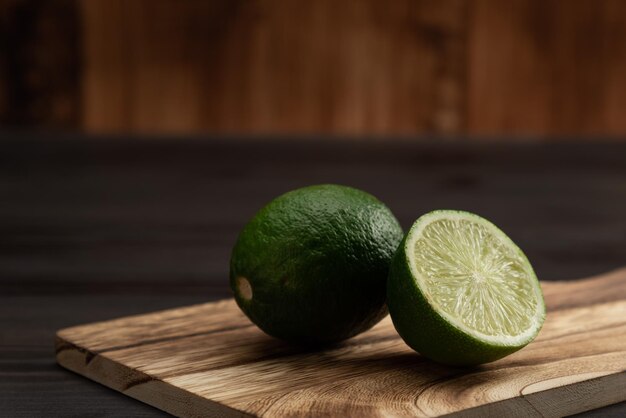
[56,268,626,417]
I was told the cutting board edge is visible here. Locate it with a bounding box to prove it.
[53,267,626,417]
[443,370,626,418]
[55,337,251,418]
[56,333,626,418]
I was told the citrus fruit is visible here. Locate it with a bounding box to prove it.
[230,184,403,344]
[387,210,545,366]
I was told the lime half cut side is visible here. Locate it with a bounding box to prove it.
[387,210,546,366]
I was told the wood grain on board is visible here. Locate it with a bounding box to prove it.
[56,268,626,417]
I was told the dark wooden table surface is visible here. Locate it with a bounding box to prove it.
[1,135,625,417]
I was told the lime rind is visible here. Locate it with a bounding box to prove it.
[230,184,403,344]
[405,210,545,348]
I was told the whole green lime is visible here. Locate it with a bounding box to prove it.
[230,184,403,344]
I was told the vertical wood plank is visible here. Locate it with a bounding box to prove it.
[0,0,80,128]
[467,0,626,138]
[79,0,467,136]
[79,0,133,132]
[592,0,626,135]
[466,1,549,137]
[5,0,625,137]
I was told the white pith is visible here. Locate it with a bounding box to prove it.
[406,211,545,346]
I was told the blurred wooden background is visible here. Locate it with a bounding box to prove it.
[1,0,626,138]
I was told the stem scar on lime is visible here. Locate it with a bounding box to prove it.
[236,277,253,301]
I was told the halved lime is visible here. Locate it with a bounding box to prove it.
[387,210,545,366]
